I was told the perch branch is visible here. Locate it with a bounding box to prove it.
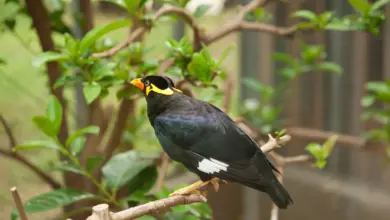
[0,114,62,189]
[10,187,28,220]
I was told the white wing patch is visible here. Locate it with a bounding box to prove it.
[197,158,229,174]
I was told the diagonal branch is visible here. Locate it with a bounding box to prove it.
[0,114,62,189]
[92,0,297,58]
[0,114,17,148]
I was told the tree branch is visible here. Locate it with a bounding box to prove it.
[92,0,296,58]
[0,114,17,148]
[25,0,69,145]
[0,114,62,189]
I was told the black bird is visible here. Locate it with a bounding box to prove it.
[130,75,293,209]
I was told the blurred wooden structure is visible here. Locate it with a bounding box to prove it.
[205,1,390,220]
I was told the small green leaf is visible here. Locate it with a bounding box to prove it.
[79,19,132,53]
[187,53,211,81]
[11,189,95,218]
[292,10,317,21]
[32,52,70,67]
[192,4,211,18]
[315,160,327,169]
[322,135,338,158]
[86,156,105,173]
[371,0,390,12]
[102,151,159,190]
[32,116,57,137]
[53,162,87,175]
[83,83,102,104]
[66,126,100,147]
[13,140,60,152]
[348,0,371,14]
[315,62,343,74]
[70,136,86,156]
[305,143,324,160]
[361,95,375,107]
[46,95,63,135]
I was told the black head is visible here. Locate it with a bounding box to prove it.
[130,75,181,96]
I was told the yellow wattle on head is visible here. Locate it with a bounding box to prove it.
[130,76,183,96]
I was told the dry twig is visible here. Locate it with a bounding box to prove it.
[10,187,28,220]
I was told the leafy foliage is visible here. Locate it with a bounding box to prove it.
[306,135,338,169]
[11,189,95,220]
[4,0,390,219]
[361,80,390,158]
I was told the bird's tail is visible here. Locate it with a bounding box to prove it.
[264,179,293,209]
[253,151,293,209]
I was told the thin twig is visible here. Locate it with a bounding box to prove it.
[0,114,17,148]
[10,187,28,220]
[0,114,62,189]
[0,149,62,188]
[286,126,366,149]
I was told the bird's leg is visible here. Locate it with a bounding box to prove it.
[169,177,220,197]
[210,178,220,192]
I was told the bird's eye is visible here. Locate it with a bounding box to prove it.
[144,80,150,86]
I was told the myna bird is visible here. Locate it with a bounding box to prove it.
[130,75,293,209]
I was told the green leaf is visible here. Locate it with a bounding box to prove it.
[361,95,375,107]
[305,143,324,160]
[86,156,105,173]
[32,52,70,67]
[187,53,211,81]
[70,136,86,156]
[13,140,60,152]
[53,162,87,175]
[322,135,338,158]
[11,189,95,218]
[315,62,343,74]
[102,151,159,190]
[315,160,327,169]
[348,0,371,14]
[127,166,158,195]
[83,83,102,104]
[79,19,132,53]
[192,4,211,18]
[46,95,63,135]
[32,116,57,137]
[371,0,390,12]
[292,10,317,21]
[66,126,100,147]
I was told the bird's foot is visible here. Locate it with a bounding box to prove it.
[210,178,220,192]
[168,178,221,199]
[169,180,209,197]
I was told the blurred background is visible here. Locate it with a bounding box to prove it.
[1,0,390,219]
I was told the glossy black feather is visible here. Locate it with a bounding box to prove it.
[141,77,293,209]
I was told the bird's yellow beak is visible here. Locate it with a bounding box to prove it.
[130,78,144,91]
